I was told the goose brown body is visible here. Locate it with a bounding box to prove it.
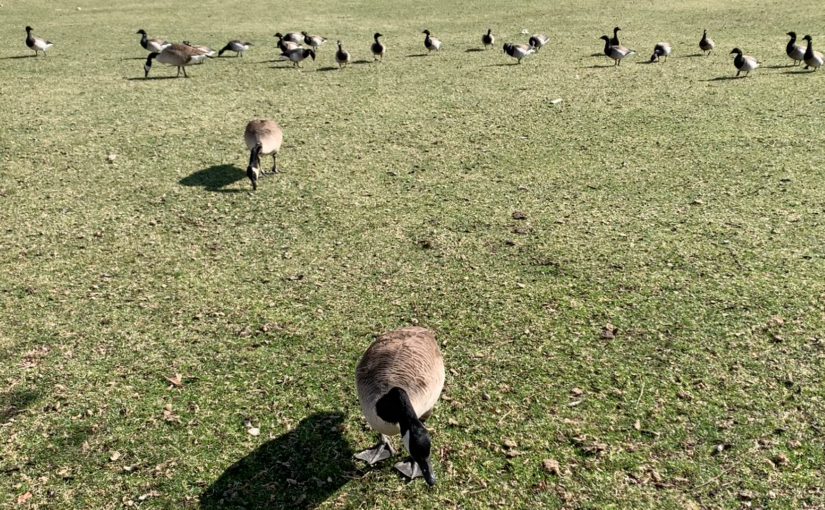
[144,43,209,78]
[423,29,442,53]
[802,35,824,71]
[356,327,445,437]
[528,33,549,51]
[244,119,283,190]
[786,32,805,66]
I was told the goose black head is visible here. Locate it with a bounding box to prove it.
[301,31,309,36]
[26,26,33,32]
[143,52,158,78]
[614,27,621,33]
[787,31,797,38]
[307,49,316,60]
[374,32,382,40]
[802,35,812,42]
[729,47,743,55]
[274,32,283,37]
[182,40,191,46]
[487,28,492,35]
[423,29,431,35]
[403,422,435,486]
[650,53,658,62]
[600,35,610,42]
[136,29,146,35]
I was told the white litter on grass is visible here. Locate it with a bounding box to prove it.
[550,98,563,105]
[248,427,260,436]
[522,29,529,34]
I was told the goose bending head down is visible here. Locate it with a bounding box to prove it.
[650,42,671,62]
[144,43,209,78]
[244,119,283,190]
[729,48,759,77]
[279,47,315,67]
[528,33,549,51]
[371,32,386,61]
[600,35,634,66]
[25,26,53,57]
[302,31,328,51]
[423,29,442,53]
[801,35,824,71]
[218,40,252,57]
[275,33,299,52]
[503,43,535,63]
[355,326,445,485]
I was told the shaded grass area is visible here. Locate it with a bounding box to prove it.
[1,0,824,508]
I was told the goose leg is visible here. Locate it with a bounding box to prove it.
[355,434,397,465]
[271,153,279,174]
[183,66,188,78]
[176,66,181,77]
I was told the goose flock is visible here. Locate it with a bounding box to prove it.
[15,22,824,487]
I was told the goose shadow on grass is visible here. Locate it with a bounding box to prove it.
[406,54,430,58]
[1,387,40,421]
[316,66,340,72]
[486,62,518,67]
[352,59,371,65]
[465,48,485,53]
[706,75,744,81]
[200,412,355,510]
[0,55,37,60]
[124,76,182,81]
[180,164,246,193]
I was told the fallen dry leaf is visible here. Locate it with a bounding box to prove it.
[16,491,32,504]
[164,374,183,388]
[601,324,617,339]
[238,326,252,337]
[110,451,121,462]
[502,439,517,449]
[248,427,260,436]
[633,419,641,431]
[542,458,561,475]
[571,387,583,396]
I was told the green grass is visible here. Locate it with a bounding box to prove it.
[1,0,825,508]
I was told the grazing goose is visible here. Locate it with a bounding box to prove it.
[25,26,53,57]
[528,33,549,51]
[144,43,208,78]
[423,29,442,53]
[275,33,299,52]
[244,119,283,190]
[371,32,386,61]
[600,35,634,66]
[136,29,169,53]
[650,42,671,62]
[302,31,327,52]
[182,41,216,58]
[802,35,824,71]
[218,40,252,57]
[786,32,805,66]
[281,31,304,43]
[609,27,621,46]
[503,43,535,63]
[729,48,759,77]
[482,28,495,49]
[279,47,316,67]
[335,40,351,68]
[700,29,715,56]
[355,326,445,485]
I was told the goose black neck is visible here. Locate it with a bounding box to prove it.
[733,53,744,68]
[603,37,611,54]
[375,387,419,433]
[140,32,148,49]
[805,38,814,57]
[248,145,261,169]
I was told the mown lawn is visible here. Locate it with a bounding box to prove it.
[1,0,824,508]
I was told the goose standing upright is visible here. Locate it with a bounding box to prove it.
[371,32,386,61]
[729,47,759,77]
[136,29,169,53]
[25,26,53,57]
[600,35,634,66]
[482,28,495,49]
[423,30,442,53]
[218,40,252,57]
[786,32,805,66]
[503,43,535,63]
[609,27,621,46]
[801,35,824,71]
[650,42,671,62]
[244,119,283,190]
[144,43,209,78]
[355,326,445,485]
[335,41,351,68]
[528,33,549,51]
[700,29,715,56]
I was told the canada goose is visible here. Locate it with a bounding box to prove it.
[218,40,252,57]
[182,41,216,58]
[650,42,671,62]
[503,43,535,63]
[279,47,315,67]
[371,32,386,61]
[281,32,304,44]
[335,41,351,68]
[275,33,299,52]
[786,32,805,66]
[144,43,209,78]
[302,31,327,52]
[729,48,759,77]
[801,35,824,71]
[244,119,283,190]
[700,29,715,56]
[600,35,634,66]
[355,326,445,486]
[423,29,442,53]
[482,28,495,49]
[136,29,169,53]
[25,26,53,57]
[609,27,621,46]
[528,33,549,51]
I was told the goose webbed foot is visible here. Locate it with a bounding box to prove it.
[394,457,423,480]
[355,434,397,465]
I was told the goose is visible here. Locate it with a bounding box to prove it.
[371,32,386,61]
[25,26,53,57]
[244,119,283,190]
[281,31,304,44]
[143,43,209,78]
[801,35,824,71]
[786,32,805,66]
[355,326,445,485]
[335,41,351,68]
[302,31,327,52]
[700,29,714,56]
[503,43,535,63]
[482,28,495,49]
[423,29,442,53]
[275,33,299,52]
[279,47,315,67]
[650,42,671,62]
[182,41,216,58]
[136,29,169,54]
[609,27,621,46]
[729,48,759,77]
[600,35,634,66]
[218,40,252,57]
[528,33,549,51]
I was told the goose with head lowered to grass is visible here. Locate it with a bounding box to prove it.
[482,28,495,49]
[244,119,283,191]
[281,31,304,44]
[136,29,169,53]
[25,26,53,57]
[355,326,445,485]
[729,47,759,77]
[786,32,805,66]
[279,47,315,68]
[144,43,209,78]
[528,33,549,51]
[650,42,671,62]
[600,35,634,66]
[801,35,824,71]
[218,40,252,57]
[503,43,535,63]
[371,32,386,61]
[423,29,442,53]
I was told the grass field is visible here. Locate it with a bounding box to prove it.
[2,0,825,508]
